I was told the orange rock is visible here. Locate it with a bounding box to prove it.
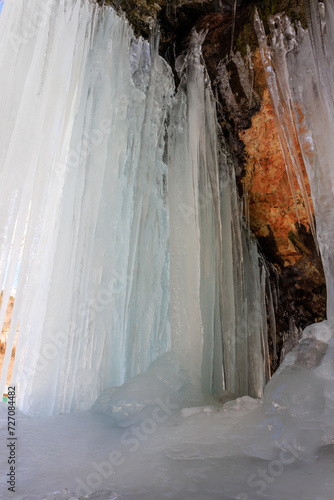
[240,81,314,267]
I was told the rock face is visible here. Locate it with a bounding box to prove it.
[0,293,16,385]
[98,0,326,369]
[0,293,15,342]
[241,81,312,267]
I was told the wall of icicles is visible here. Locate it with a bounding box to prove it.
[0,0,272,417]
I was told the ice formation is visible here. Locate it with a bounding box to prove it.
[251,0,334,457]
[0,0,173,416]
[0,0,269,417]
[0,0,334,499]
[168,31,269,397]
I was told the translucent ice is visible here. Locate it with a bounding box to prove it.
[91,353,189,426]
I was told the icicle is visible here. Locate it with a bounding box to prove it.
[232,50,259,111]
[219,158,269,397]
[280,317,302,363]
[303,0,334,114]
[265,264,277,368]
[215,60,241,120]
[254,9,317,249]
[168,29,215,389]
[230,0,237,54]
[255,2,334,320]
[246,44,255,108]
[243,190,250,227]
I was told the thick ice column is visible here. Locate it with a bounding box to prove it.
[168,32,207,388]
[121,28,173,382]
[221,161,270,397]
[0,0,173,416]
[0,0,97,413]
[168,31,269,396]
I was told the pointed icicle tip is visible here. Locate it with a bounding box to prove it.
[149,19,161,58]
[254,7,267,46]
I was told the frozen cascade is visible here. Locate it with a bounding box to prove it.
[0,0,269,417]
[2,0,334,498]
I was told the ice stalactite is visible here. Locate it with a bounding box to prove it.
[246,44,255,109]
[280,317,302,363]
[230,0,237,54]
[286,0,334,322]
[254,1,334,321]
[232,49,259,112]
[254,10,317,244]
[265,266,277,367]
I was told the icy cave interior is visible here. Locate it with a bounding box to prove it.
[1,0,334,499]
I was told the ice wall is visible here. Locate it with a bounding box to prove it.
[0,0,269,416]
[0,0,173,415]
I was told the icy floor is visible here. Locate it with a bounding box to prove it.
[1,399,334,500]
[1,354,334,500]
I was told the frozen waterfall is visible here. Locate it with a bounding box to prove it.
[1,0,334,499]
[0,0,269,416]
[0,0,174,416]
